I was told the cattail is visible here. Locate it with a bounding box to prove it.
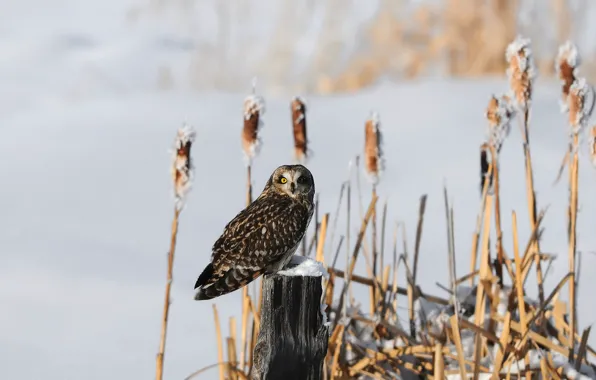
[172,124,196,211]
[485,94,515,153]
[291,96,309,163]
[364,111,384,185]
[568,78,594,136]
[158,124,195,380]
[506,36,536,110]
[242,94,265,166]
[556,41,581,111]
[590,126,596,166]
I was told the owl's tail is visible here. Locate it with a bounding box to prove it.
[194,263,263,301]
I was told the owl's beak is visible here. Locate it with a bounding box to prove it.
[290,182,296,194]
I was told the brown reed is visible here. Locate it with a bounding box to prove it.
[566,77,593,355]
[291,96,308,163]
[156,125,195,380]
[364,112,383,309]
[241,88,266,376]
[506,36,545,308]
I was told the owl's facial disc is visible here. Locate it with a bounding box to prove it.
[275,168,312,198]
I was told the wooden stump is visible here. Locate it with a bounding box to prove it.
[252,257,329,380]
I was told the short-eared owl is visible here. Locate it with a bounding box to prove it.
[194,164,315,300]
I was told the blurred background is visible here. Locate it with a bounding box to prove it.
[126,0,595,94]
[5,0,596,104]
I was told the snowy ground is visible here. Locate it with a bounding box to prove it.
[2,2,596,380]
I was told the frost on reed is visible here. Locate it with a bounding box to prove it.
[364,111,384,185]
[481,95,514,194]
[241,94,265,166]
[172,124,196,211]
[485,94,515,153]
[291,96,309,163]
[567,78,595,137]
[506,36,536,111]
[556,41,581,112]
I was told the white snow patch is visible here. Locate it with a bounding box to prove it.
[277,255,328,277]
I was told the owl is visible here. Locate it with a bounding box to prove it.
[194,164,315,300]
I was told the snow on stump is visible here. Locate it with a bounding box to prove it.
[252,255,329,380]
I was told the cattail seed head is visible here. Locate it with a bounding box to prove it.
[291,96,309,163]
[485,94,515,152]
[568,78,594,135]
[242,94,265,166]
[556,41,581,111]
[171,124,196,211]
[364,111,384,185]
[506,36,536,110]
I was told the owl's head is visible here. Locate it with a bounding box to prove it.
[265,164,315,203]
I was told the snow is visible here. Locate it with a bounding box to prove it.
[277,255,327,277]
[2,3,596,380]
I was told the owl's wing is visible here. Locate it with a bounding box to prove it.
[194,196,312,300]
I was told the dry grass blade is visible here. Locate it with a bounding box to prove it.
[337,195,378,320]
[316,213,329,264]
[449,315,468,379]
[511,211,531,376]
[443,185,457,308]
[472,190,492,380]
[291,96,308,163]
[213,304,226,380]
[326,267,448,305]
[470,155,493,286]
[185,361,248,380]
[493,311,511,377]
[575,326,592,371]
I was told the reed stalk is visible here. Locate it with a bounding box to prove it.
[156,125,195,380]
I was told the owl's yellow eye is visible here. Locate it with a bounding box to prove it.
[280,177,288,184]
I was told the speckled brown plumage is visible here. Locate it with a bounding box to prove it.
[194,165,315,300]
